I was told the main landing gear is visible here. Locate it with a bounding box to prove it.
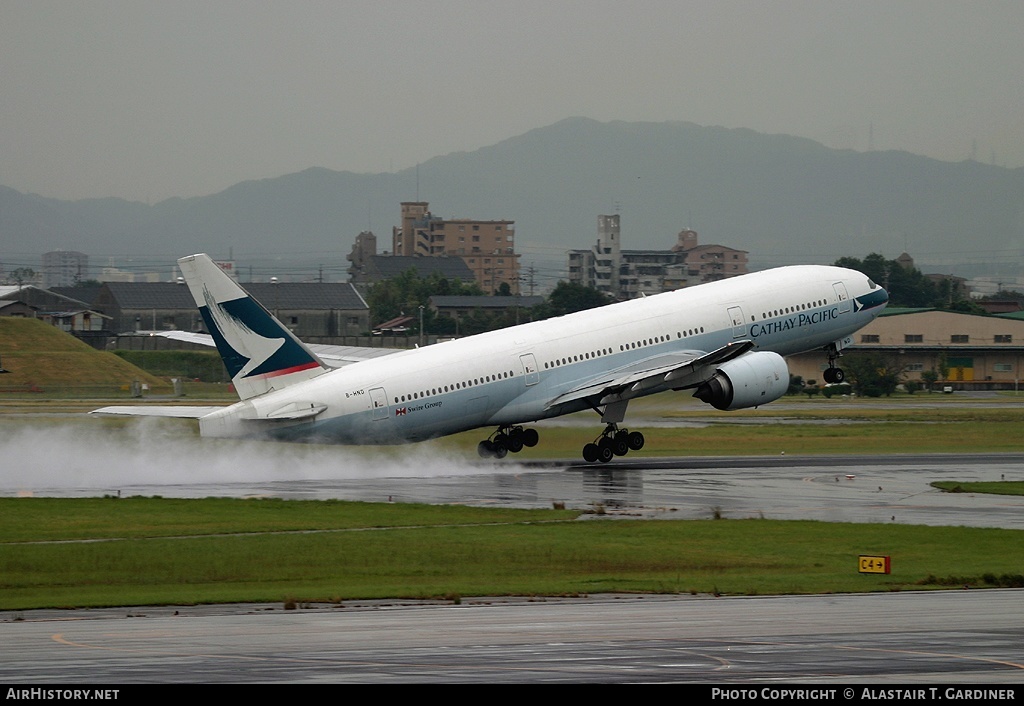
[581,424,645,464]
[822,342,846,384]
[477,425,539,459]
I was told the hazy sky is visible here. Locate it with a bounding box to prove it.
[3,1,1022,203]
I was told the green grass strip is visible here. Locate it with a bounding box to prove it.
[0,499,1021,610]
[0,497,576,543]
[931,481,1024,496]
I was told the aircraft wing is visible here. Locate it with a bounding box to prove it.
[152,331,401,368]
[546,340,754,409]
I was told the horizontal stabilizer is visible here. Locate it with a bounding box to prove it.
[90,405,222,419]
[257,401,327,420]
[152,331,402,369]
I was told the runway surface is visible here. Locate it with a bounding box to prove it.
[3,591,1022,683]
[16,451,1021,529]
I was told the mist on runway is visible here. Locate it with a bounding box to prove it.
[0,418,534,498]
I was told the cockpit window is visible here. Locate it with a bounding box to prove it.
[867,278,877,289]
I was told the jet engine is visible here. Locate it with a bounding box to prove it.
[692,351,789,411]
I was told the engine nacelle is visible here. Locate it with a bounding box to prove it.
[693,351,789,411]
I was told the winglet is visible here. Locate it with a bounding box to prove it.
[177,254,329,400]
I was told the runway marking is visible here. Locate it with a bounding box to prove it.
[832,644,1024,671]
[49,631,736,675]
[46,631,1022,678]
[721,637,1024,671]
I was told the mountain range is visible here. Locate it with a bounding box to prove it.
[2,117,1022,281]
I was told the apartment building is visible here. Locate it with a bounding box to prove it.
[392,202,520,294]
[568,216,748,299]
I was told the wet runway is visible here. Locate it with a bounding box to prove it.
[26,452,1021,529]
[4,591,1022,683]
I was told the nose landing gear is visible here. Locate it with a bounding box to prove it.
[822,366,845,384]
[823,342,846,383]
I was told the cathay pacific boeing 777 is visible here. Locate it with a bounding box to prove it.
[93,254,888,462]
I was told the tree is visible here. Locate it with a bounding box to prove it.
[842,352,905,397]
[836,253,981,311]
[367,273,614,338]
[787,374,804,395]
[936,351,950,382]
[981,289,1024,304]
[366,269,483,332]
[836,254,887,289]
[920,369,939,392]
[533,281,612,319]
[7,267,36,288]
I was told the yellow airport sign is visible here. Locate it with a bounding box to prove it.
[859,555,891,574]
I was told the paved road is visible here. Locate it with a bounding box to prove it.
[3,591,1021,683]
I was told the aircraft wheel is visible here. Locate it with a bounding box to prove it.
[506,434,524,453]
[596,445,614,463]
[612,438,629,456]
[521,428,539,447]
[477,440,495,458]
[597,436,613,451]
[831,367,845,383]
[492,442,508,459]
[627,431,645,451]
[582,443,599,463]
[494,432,509,448]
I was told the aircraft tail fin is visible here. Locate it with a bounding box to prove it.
[177,254,329,400]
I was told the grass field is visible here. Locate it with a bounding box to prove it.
[1,497,1021,610]
[0,318,171,396]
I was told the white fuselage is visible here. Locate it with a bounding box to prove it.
[197,265,886,443]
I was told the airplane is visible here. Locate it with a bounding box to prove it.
[93,254,888,462]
